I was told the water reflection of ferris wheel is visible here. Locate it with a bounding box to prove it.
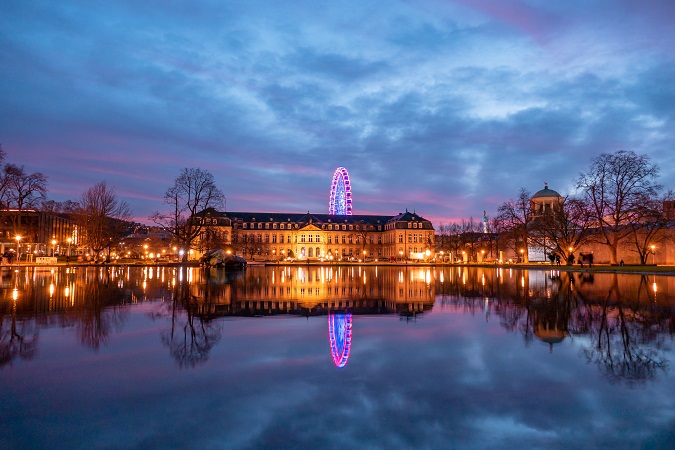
[328,313,352,368]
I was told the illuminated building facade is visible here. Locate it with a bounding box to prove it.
[194,208,435,261]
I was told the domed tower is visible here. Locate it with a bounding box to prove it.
[530,183,562,216]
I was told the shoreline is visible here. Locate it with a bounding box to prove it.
[4,260,675,275]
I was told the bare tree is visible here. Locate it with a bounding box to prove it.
[497,188,532,262]
[576,150,661,264]
[150,168,225,261]
[530,197,595,264]
[0,163,48,238]
[77,181,131,260]
[624,191,673,264]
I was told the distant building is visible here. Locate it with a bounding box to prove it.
[0,209,77,259]
[530,183,563,217]
[193,208,434,261]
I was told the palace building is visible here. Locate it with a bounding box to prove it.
[193,208,435,261]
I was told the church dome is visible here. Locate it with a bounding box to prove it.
[532,183,561,199]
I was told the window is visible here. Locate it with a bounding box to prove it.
[328,235,332,244]
[265,223,269,229]
[264,234,269,243]
[349,225,353,230]
[257,234,262,243]
[258,223,263,229]
[315,234,320,243]
[243,223,248,229]
[342,235,346,244]
[408,235,412,243]
[408,222,412,228]
[301,234,306,243]
[272,235,277,243]
[280,223,285,230]
[273,223,278,229]
[398,234,403,243]
[341,224,346,230]
[308,235,313,243]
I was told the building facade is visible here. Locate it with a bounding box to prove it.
[0,210,77,260]
[194,209,435,261]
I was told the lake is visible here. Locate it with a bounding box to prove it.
[1,265,674,449]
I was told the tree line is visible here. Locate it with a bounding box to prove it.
[437,150,672,265]
[3,143,224,261]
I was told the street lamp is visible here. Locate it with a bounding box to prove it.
[651,245,656,265]
[363,250,367,261]
[51,238,57,257]
[67,237,72,257]
[520,248,524,263]
[399,250,403,261]
[15,235,22,265]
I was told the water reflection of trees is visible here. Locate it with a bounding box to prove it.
[64,268,128,349]
[436,268,672,384]
[0,296,39,367]
[160,267,222,368]
[572,274,670,385]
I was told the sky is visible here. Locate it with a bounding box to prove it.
[2,0,675,225]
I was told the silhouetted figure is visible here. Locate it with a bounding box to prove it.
[620,260,624,266]
[588,254,593,267]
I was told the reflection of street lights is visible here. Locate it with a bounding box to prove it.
[15,236,22,265]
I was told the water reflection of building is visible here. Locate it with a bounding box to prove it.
[191,266,435,317]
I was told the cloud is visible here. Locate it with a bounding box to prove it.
[1,0,675,224]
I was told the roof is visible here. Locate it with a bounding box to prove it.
[195,209,434,228]
[532,183,561,199]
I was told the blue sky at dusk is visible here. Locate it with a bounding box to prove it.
[2,0,675,225]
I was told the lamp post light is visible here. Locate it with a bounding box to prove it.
[67,237,72,257]
[440,250,444,263]
[15,236,22,265]
[399,250,403,262]
[520,248,524,263]
[651,245,656,265]
[51,238,57,257]
[363,250,367,262]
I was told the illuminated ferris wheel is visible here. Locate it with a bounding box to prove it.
[328,313,352,368]
[328,167,353,215]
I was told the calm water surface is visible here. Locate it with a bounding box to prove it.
[1,265,674,449]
